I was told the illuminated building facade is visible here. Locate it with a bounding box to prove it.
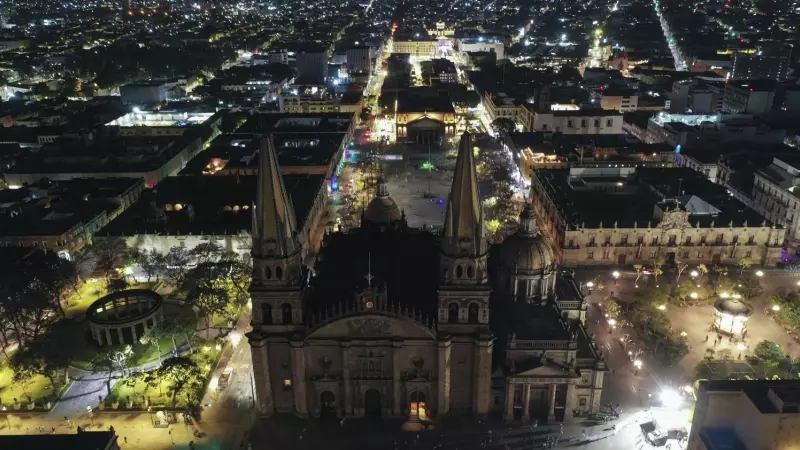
[247,134,605,423]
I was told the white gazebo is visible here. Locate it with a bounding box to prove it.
[713,294,753,336]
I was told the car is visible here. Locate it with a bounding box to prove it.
[218,367,233,390]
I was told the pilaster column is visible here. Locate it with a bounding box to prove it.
[436,340,452,416]
[503,381,515,422]
[547,383,557,423]
[522,384,532,422]
[341,342,352,416]
[392,341,402,416]
[290,341,308,417]
[472,337,493,416]
[131,325,137,343]
[117,328,124,345]
[248,333,274,417]
[104,329,112,346]
[564,383,576,422]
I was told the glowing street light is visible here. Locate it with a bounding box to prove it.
[796,280,800,287]
[659,388,682,409]
[608,318,617,326]
[690,270,699,278]
[737,343,746,351]
[772,304,781,312]
[612,270,620,285]
[690,292,698,299]
[633,359,642,375]
[658,304,666,311]
[755,270,764,277]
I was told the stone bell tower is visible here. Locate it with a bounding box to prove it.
[437,132,493,415]
[247,135,306,417]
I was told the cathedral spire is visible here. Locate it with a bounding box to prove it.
[253,135,299,259]
[443,132,485,256]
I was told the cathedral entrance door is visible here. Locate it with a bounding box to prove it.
[529,388,548,422]
[409,391,428,421]
[320,391,337,418]
[364,389,382,418]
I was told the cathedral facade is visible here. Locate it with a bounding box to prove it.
[247,133,605,423]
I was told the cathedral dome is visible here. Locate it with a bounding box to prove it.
[364,174,402,224]
[498,204,555,275]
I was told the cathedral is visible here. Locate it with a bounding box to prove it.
[246,132,606,423]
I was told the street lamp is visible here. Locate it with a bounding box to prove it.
[633,359,642,375]
[608,318,617,333]
[772,304,781,312]
[690,270,699,278]
[796,280,800,287]
[690,292,698,299]
[612,271,620,285]
[658,304,666,311]
[755,270,764,277]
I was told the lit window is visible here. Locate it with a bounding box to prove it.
[283,379,292,387]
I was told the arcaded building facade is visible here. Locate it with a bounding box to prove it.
[247,134,605,423]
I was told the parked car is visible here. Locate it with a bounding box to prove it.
[218,367,233,390]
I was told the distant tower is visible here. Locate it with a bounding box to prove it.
[247,135,305,417]
[437,132,493,416]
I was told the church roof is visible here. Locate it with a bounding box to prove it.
[364,174,403,224]
[253,136,300,258]
[443,132,485,256]
[307,228,440,320]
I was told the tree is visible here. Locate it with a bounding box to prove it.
[140,325,168,366]
[738,277,763,299]
[93,237,130,285]
[633,264,644,286]
[189,287,228,338]
[600,296,621,318]
[109,345,134,377]
[675,261,689,285]
[158,357,204,407]
[163,247,193,288]
[490,117,516,135]
[697,264,709,283]
[10,336,70,392]
[754,340,784,362]
[737,257,753,279]
[132,249,165,282]
[190,242,224,265]
[651,261,664,286]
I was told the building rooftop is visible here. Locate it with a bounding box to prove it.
[0,430,117,450]
[700,379,800,414]
[101,174,323,236]
[534,167,773,228]
[307,227,440,319]
[237,113,353,134]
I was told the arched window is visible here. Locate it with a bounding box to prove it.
[275,266,283,279]
[468,303,479,324]
[467,266,475,278]
[264,266,272,280]
[281,303,293,324]
[456,265,463,278]
[262,303,273,324]
[448,303,459,324]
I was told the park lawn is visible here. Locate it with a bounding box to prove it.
[69,302,198,370]
[64,280,161,319]
[104,339,222,409]
[0,357,67,407]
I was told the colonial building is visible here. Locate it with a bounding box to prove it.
[247,133,605,423]
[529,167,785,267]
